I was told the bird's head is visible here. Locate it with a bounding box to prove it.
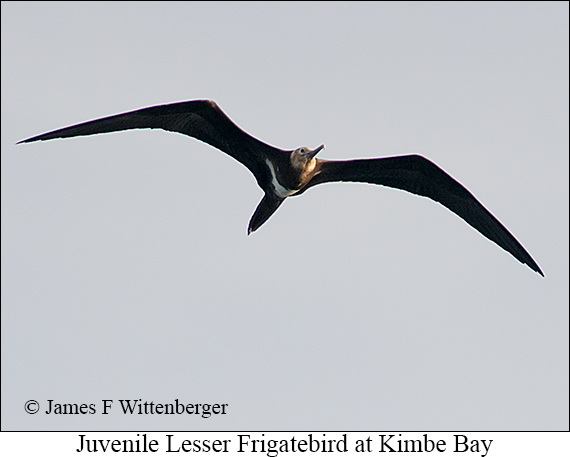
[290,144,325,171]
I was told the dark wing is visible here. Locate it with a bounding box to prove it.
[305,155,543,275]
[17,100,281,183]
[247,195,285,234]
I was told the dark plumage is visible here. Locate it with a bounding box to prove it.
[18,100,543,275]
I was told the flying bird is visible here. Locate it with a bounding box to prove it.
[18,100,543,275]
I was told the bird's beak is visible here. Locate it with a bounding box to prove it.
[307,144,325,158]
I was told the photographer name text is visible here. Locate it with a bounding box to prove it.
[41,399,227,418]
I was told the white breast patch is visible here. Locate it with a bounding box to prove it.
[265,159,297,198]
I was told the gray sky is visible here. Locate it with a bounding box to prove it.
[2,2,568,431]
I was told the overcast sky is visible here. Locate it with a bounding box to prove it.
[2,2,568,431]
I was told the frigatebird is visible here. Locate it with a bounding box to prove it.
[18,100,543,275]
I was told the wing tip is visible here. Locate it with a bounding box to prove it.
[17,134,49,144]
[534,264,545,277]
[524,257,544,276]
